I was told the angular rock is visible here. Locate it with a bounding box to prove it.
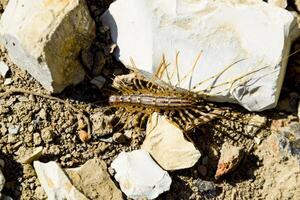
[90,75,106,90]
[101,0,299,111]
[142,113,201,170]
[195,179,217,198]
[66,158,123,200]
[33,161,89,200]
[111,150,172,199]
[0,0,96,93]
[20,146,43,164]
[215,142,244,179]
[0,61,9,78]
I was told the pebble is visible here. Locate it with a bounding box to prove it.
[195,179,217,198]
[41,127,54,143]
[112,132,128,143]
[8,125,20,134]
[78,130,90,143]
[27,124,34,133]
[90,75,106,90]
[111,150,172,199]
[33,132,42,146]
[215,142,244,179]
[0,61,9,78]
[7,134,18,144]
[3,78,12,85]
[38,109,47,120]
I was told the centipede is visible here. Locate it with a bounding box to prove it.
[106,53,271,142]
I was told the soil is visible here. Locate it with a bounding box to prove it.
[0,0,300,200]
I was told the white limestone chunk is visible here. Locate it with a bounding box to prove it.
[101,0,299,111]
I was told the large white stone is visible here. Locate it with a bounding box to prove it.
[101,0,299,111]
[33,161,89,200]
[111,150,172,200]
[0,0,95,93]
[142,113,201,170]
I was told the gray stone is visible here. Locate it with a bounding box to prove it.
[8,124,20,134]
[0,0,96,93]
[90,76,106,90]
[195,179,217,198]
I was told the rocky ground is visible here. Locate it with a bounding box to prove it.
[0,0,300,200]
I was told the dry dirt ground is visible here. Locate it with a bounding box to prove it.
[0,1,300,199]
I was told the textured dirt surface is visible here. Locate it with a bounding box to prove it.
[0,0,300,199]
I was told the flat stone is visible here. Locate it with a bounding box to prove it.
[215,142,244,179]
[33,161,89,200]
[66,158,123,200]
[142,113,201,170]
[20,146,43,164]
[0,0,96,93]
[0,61,9,77]
[111,150,172,199]
[101,0,299,111]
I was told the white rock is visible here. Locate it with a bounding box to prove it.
[0,0,95,93]
[101,0,299,111]
[33,161,89,200]
[111,150,172,199]
[142,113,201,170]
[0,61,9,78]
[3,78,12,85]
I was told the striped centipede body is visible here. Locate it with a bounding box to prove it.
[108,66,224,133]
